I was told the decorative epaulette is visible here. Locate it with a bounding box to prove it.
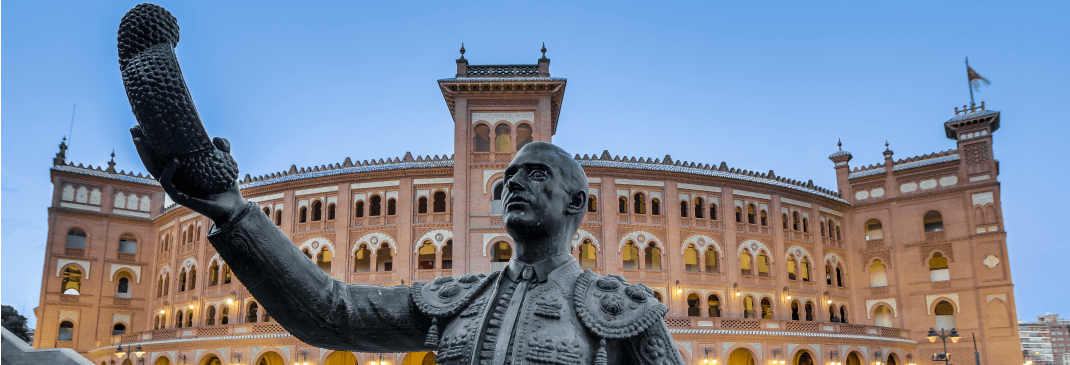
[573,271,668,340]
[411,272,496,318]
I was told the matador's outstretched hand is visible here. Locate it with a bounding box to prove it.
[120,3,245,225]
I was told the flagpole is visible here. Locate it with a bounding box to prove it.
[966,57,974,104]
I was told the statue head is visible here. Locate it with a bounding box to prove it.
[502,142,588,260]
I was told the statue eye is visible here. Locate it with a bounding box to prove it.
[529,170,548,179]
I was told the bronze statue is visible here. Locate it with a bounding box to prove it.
[121,4,685,365]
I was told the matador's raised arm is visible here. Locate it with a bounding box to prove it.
[119,3,434,352]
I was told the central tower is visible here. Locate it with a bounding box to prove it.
[438,45,567,273]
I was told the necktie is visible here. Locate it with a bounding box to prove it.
[492,265,535,364]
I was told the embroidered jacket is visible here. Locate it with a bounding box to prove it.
[208,203,685,365]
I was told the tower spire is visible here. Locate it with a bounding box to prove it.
[541,42,547,59]
[459,42,465,60]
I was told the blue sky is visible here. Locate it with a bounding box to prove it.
[3,1,1068,327]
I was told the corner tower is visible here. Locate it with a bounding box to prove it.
[438,44,567,273]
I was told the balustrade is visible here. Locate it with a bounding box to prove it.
[660,317,910,339]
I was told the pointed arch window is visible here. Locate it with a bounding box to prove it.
[760,210,767,226]
[836,264,844,287]
[618,197,628,214]
[740,249,753,276]
[579,239,597,268]
[680,201,688,218]
[707,295,721,317]
[353,244,371,273]
[58,321,75,341]
[116,277,130,296]
[274,210,282,226]
[247,302,259,323]
[735,207,743,223]
[316,247,332,272]
[687,294,701,317]
[298,207,308,223]
[179,270,188,292]
[376,243,393,272]
[929,253,950,281]
[176,310,184,328]
[588,195,598,213]
[694,198,704,219]
[935,301,955,330]
[874,305,893,327]
[370,195,382,216]
[800,257,811,282]
[222,265,231,284]
[473,124,491,152]
[782,213,789,229]
[220,307,229,325]
[839,305,848,324]
[442,240,454,269]
[327,203,336,220]
[66,229,87,249]
[869,259,888,287]
[209,263,219,286]
[516,123,533,151]
[495,124,512,152]
[791,301,801,320]
[622,241,639,270]
[417,197,428,214]
[188,266,197,290]
[865,219,883,240]
[793,212,801,230]
[743,296,756,318]
[386,199,396,216]
[787,255,798,280]
[710,203,718,220]
[418,241,436,270]
[756,251,770,277]
[684,244,700,272]
[205,306,216,326]
[62,266,82,295]
[747,204,756,224]
[651,198,661,215]
[924,211,944,232]
[760,298,773,319]
[633,193,646,214]
[354,201,365,218]
[644,242,661,270]
[805,301,814,321]
[802,217,809,232]
[704,247,719,273]
[311,201,322,221]
[432,191,447,213]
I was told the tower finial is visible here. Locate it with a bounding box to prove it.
[106,149,117,173]
[541,42,547,58]
[459,42,465,59]
[110,149,116,161]
[837,139,842,150]
[883,140,894,158]
[885,140,889,149]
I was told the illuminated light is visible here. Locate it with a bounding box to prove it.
[134,345,145,357]
[159,310,165,314]
[786,295,791,300]
[226,298,234,305]
[827,300,832,304]
[115,346,125,358]
[189,304,195,309]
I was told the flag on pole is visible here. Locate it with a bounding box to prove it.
[967,64,990,91]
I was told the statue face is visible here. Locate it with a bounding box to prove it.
[501,145,573,241]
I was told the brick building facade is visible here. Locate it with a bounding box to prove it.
[32,53,1021,365]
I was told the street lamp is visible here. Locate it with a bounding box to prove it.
[115,344,146,365]
[702,347,718,365]
[294,350,309,365]
[926,327,960,365]
[829,350,842,365]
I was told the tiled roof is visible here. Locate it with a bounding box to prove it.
[438,77,567,82]
[946,109,999,124]
[828,150,851,159]
[51,165,160,186]
[577,160,848,204]
[848,154,960,179]
[239,161,455,189]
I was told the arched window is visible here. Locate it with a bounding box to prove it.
[492,241,512,271]
[263,206,271,217]
[587,195,598,213]
[633,193,646,214]
[825,264,833,285]
[112,323,126,335]
[622,241,639,270]
[154,315,160,330]
[316,247,332,272]
[747,205,756,224]
[353,244,371,273]
[839,305,848,324]
[327,203,336,220]
[442,240,454,269]
[865,219,883,240]
[929,253,950,281]
[743,296,756,318]
[708,295,721,317]
[684,244,700,272]
[188,266,197,290]
[495,124,512,152]
[311,201,323,221]
[62,266,82,295]
[163,273,170,295]
[782,213,789,229]
[735,207,743,223]
[370,195,382,216]
[800,257,811,282]
[179,270,188,292]
[805,302,814,321]
[376,243,393,272]
[924,211,944,232]
[935,301,955,330]
[474,124,491,152]
[175,310,184,328]
[417,197,428,214]
[222,265,231,284]
[756,251,770,277]
[354,201,365,218]
[787,255,798,280]
[117,277,130,295]
[828,220,835,239]
[418,241,436,270]
[869,259,888,287]
[118,234,137,254]
[66,228,87,249]
[209,263,219,286]
[185,309,193,327]
[220,307,229,325]
[386,199,396,216]
[687,294,700,317]
[694,198,704,219]
[761,298,773,319]
[57,321,74,341]
[740,249,753,276]
[874,305,892,327]
[791,301,801,320]
[491,182,504,214]
[157,276,163,297]
[836,264,844,287]
[579,239,597,268]
[618,197,628,213]
[274,210,282,226]
[516,123,533,151]
[432,191,447,213]
[836,225,841,240]
[680,201,688,218]
[802,217,809,232]
[206,306,216,326]
[653,292,663,303]
[821,221,826,236]
[298,207,308,223]
[644,242,661,270]
[247,302,259,323]
[760,210,767,226]
[792,212,800,230]
[263,310,272,323]
[651,198,661,216]
[704,247,719,273]
[709,204,718,220]
[829,305,837,322]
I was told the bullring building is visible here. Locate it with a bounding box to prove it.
[33,52,1021,365]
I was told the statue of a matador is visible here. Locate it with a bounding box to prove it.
[119,4,685,365]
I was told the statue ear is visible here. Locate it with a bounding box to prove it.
[566,190,586,214]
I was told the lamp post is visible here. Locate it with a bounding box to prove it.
[702,347,718,365]
[115,344,146,365]
[770,349,786,365]
[926,327,961,365]
[232,351,242,365]
[828,350,841,365]
[294,350,309,365]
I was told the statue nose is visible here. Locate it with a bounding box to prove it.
[508,178,526,193]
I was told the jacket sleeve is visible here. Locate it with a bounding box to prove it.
[623,320,687,365]
[207,202,434,352]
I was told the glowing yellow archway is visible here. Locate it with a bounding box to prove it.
[402,352,436,365]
